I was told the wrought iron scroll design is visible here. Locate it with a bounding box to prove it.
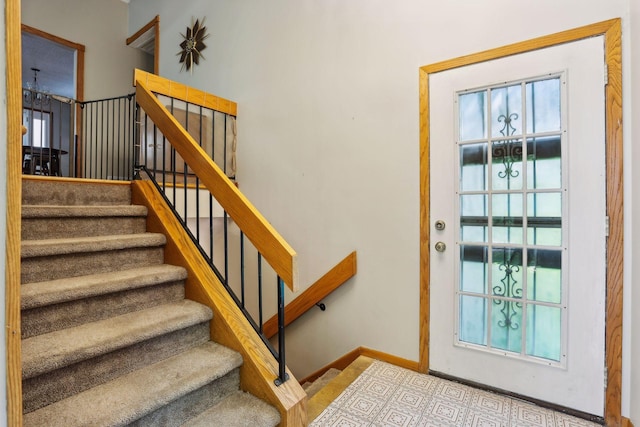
[492,140,522,179]
[492,248,522,330]
[493,110,521,179]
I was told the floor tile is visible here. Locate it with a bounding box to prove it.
[309,361,601,427]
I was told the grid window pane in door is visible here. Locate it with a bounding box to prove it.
[456,75,566,364]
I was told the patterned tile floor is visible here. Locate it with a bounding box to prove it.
[310,361,601,427]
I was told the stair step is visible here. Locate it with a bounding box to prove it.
[21,233,166,258]
[182,391,281,427]
[22,300,213,413]
[22,265,188,338]
[21,233,166,284]
[23,300,213,379]
[22,205,148,240]
[22,178,132,206]
[23,342,243,427]
[304,368,342,399]
[22,204,148,218]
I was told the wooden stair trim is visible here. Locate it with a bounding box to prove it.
[263,251,357,339]
[6,0,23,424]
[135,80,298,291]
[299,346,418,386]
[21,175,132,186]
[307,355,375,423]
[131,180,306,427]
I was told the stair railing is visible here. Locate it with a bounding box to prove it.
[133,69,297,386]
[263,251,357,339]
[78,94,137,180]
[21,90,138,180]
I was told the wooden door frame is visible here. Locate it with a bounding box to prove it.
[127,15,160,75]
[21,24,85,102]
[21,24,85,177]
[419,19,623,426]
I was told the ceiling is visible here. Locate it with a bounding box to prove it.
[22,31,76,99]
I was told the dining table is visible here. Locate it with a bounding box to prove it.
[22,146,68,176]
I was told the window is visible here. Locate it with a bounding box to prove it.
[456,75,566,365]
[23,109,51,147]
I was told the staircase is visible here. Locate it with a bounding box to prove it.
[20,178,281,427]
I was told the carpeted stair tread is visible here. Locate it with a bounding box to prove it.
[22,264,188,310]
[23,342,243,427]
[22,179,132,206]
[21,233,166,258]
[181,390,280,427]
[22,204,148,218]
[23,300,213,379]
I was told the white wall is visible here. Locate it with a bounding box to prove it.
[22,0,151,100]
[129,0,637,418]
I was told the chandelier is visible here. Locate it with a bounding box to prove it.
[23,67,50,107]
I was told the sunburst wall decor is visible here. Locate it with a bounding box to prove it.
[178,18,209,72]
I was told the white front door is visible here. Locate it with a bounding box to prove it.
[428,36,606,416]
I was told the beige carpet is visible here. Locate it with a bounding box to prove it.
[310,361,601,427]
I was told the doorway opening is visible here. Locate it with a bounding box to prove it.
[127,15,159,75]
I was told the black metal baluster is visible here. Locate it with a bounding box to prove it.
[275,276,288,386]
[116,98,121,179]
[224,210,229,286]
[170,98,177,207]
[109,99,114,178]
[143,112,149,175]
[183,102,190,223]
[258,253,263,333]
[87,103,91,178]
[100,100,106,179]
[239,231,245,308]
[207,194,213,263]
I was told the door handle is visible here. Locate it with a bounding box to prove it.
[434,241,446,252]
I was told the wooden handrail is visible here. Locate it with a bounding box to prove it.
[134,69,237,116]
[263,251,357,339]
[135,79,298,291]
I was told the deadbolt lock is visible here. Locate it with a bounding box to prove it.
[435,220,446,231]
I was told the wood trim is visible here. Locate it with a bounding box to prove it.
[419,19,623,425]
[359,347,420,371]
[622,417,635,427]
[21,24,85,102]
[131,180,306,426]
[604,19,624,427]
[21,23,85,52]
[299,348,363,385]
[418,61,430,375]
[307,355,375,423]
[134,68,237,116]
[126,15,158,46]
[6,0,23,425]
[263,251,357,339]
[136,81,298,291]
[153,18,159,75]
[127,15,159,75]
[21,175,132,186]
[420,19,619,75]
[300,346,419,385]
